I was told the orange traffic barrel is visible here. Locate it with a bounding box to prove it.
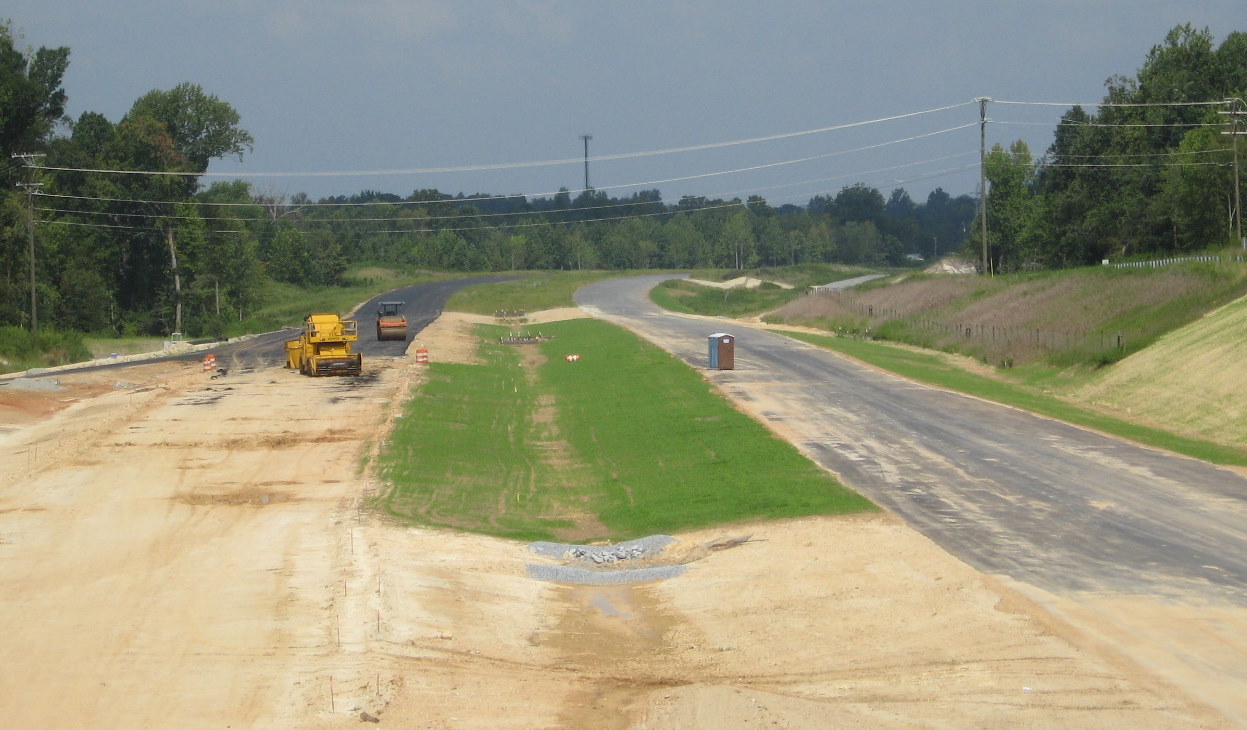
[202,353,217,372]
[415,345,429,364]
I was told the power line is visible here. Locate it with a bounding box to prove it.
[31,101,976,180]
[35,122,980,210]
[996,119,1217,130]
[994,99,1225,109]
[38,199,746,236]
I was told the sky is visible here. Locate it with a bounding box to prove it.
[7,1,1245,207]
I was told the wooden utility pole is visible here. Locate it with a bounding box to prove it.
[976,98,991,275]
[1222,98,1245,249]
[580,134,593,191]
[13,153,43,331]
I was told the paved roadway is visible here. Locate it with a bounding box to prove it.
[575,274,1247,602]
[28,275,518,377]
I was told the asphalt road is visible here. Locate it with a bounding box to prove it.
[345,275,519,358]
[575,274,1247,603]
[30,275,519,377]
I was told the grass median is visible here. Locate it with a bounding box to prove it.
[376,318,875,542]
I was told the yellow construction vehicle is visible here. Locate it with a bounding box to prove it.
[375,301,408,341]
[285,313,363,376]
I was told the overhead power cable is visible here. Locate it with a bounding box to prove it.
[35,122,978,210]
[39,199,746,236]
[996,119,1216,129]
[37,144,983,227]
[993,99,1225,109]
[32,101,976,179]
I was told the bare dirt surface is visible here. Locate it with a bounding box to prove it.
[0,312,1229,728]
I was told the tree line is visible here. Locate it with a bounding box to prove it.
[980,24,1247,272]
[1,21,1242,338]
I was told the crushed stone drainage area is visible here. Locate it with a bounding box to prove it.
[526,535,688,585]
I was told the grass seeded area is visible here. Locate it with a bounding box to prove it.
[377,318,874,541]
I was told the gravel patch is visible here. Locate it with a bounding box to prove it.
[526,535,687,585]
[1,377,63,391]
[525,563,687,585]
[529,534,676,562]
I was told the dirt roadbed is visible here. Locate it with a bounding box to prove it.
[0,316,1229,728]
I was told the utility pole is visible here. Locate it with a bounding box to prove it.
[13,153,44,331]
[976,97,991,275]
[579,134,593,191]
[1221,98,1245,249]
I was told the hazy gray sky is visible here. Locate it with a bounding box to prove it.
[8,1,1244,205]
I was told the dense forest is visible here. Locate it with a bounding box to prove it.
[0,22,1243,338]
[983,24,1247,272]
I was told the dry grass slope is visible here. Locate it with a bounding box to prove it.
[768,262,1247,448]
[771,264,1247,369]
[1077,294,1247,445]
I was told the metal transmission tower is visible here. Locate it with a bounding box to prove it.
[12,153,44,331]
[579,134,593,191]
[1222,98,1245,249]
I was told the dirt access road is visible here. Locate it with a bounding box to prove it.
[0,311,1229,728]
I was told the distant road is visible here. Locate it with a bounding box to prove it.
[812,273,886,290]
[22,275,518,377]
[576,274,1247,601]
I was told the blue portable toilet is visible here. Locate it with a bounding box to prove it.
[708,333,735,370]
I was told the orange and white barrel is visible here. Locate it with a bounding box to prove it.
[415,345,429,365]
[202,353,217,372]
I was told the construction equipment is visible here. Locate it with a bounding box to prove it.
[285,313,363,376]
[375,301,408,341]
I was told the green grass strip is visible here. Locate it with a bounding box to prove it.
[540,319,874,536]
[375,319,875,542]
[376,333,578,541]
[777,329,1247,467]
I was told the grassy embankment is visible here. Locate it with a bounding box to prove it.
[0,327,93,374]
[769,259,1247,371]
[654,260,1247,463]
[376,316,874,542]
[777,329,1247,466]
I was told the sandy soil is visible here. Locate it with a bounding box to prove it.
[0,313,1228,728]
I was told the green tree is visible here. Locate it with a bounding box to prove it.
[982,140,1039,272]
[722,208,756,270]
[124,83,253,170]
[267,225,312,284]
[113,84,253,334]
[837,221,882,265]
[1159,120,1237,250]
[0,23,70,328]
[833,184,886,227]
[0,22,69,162]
